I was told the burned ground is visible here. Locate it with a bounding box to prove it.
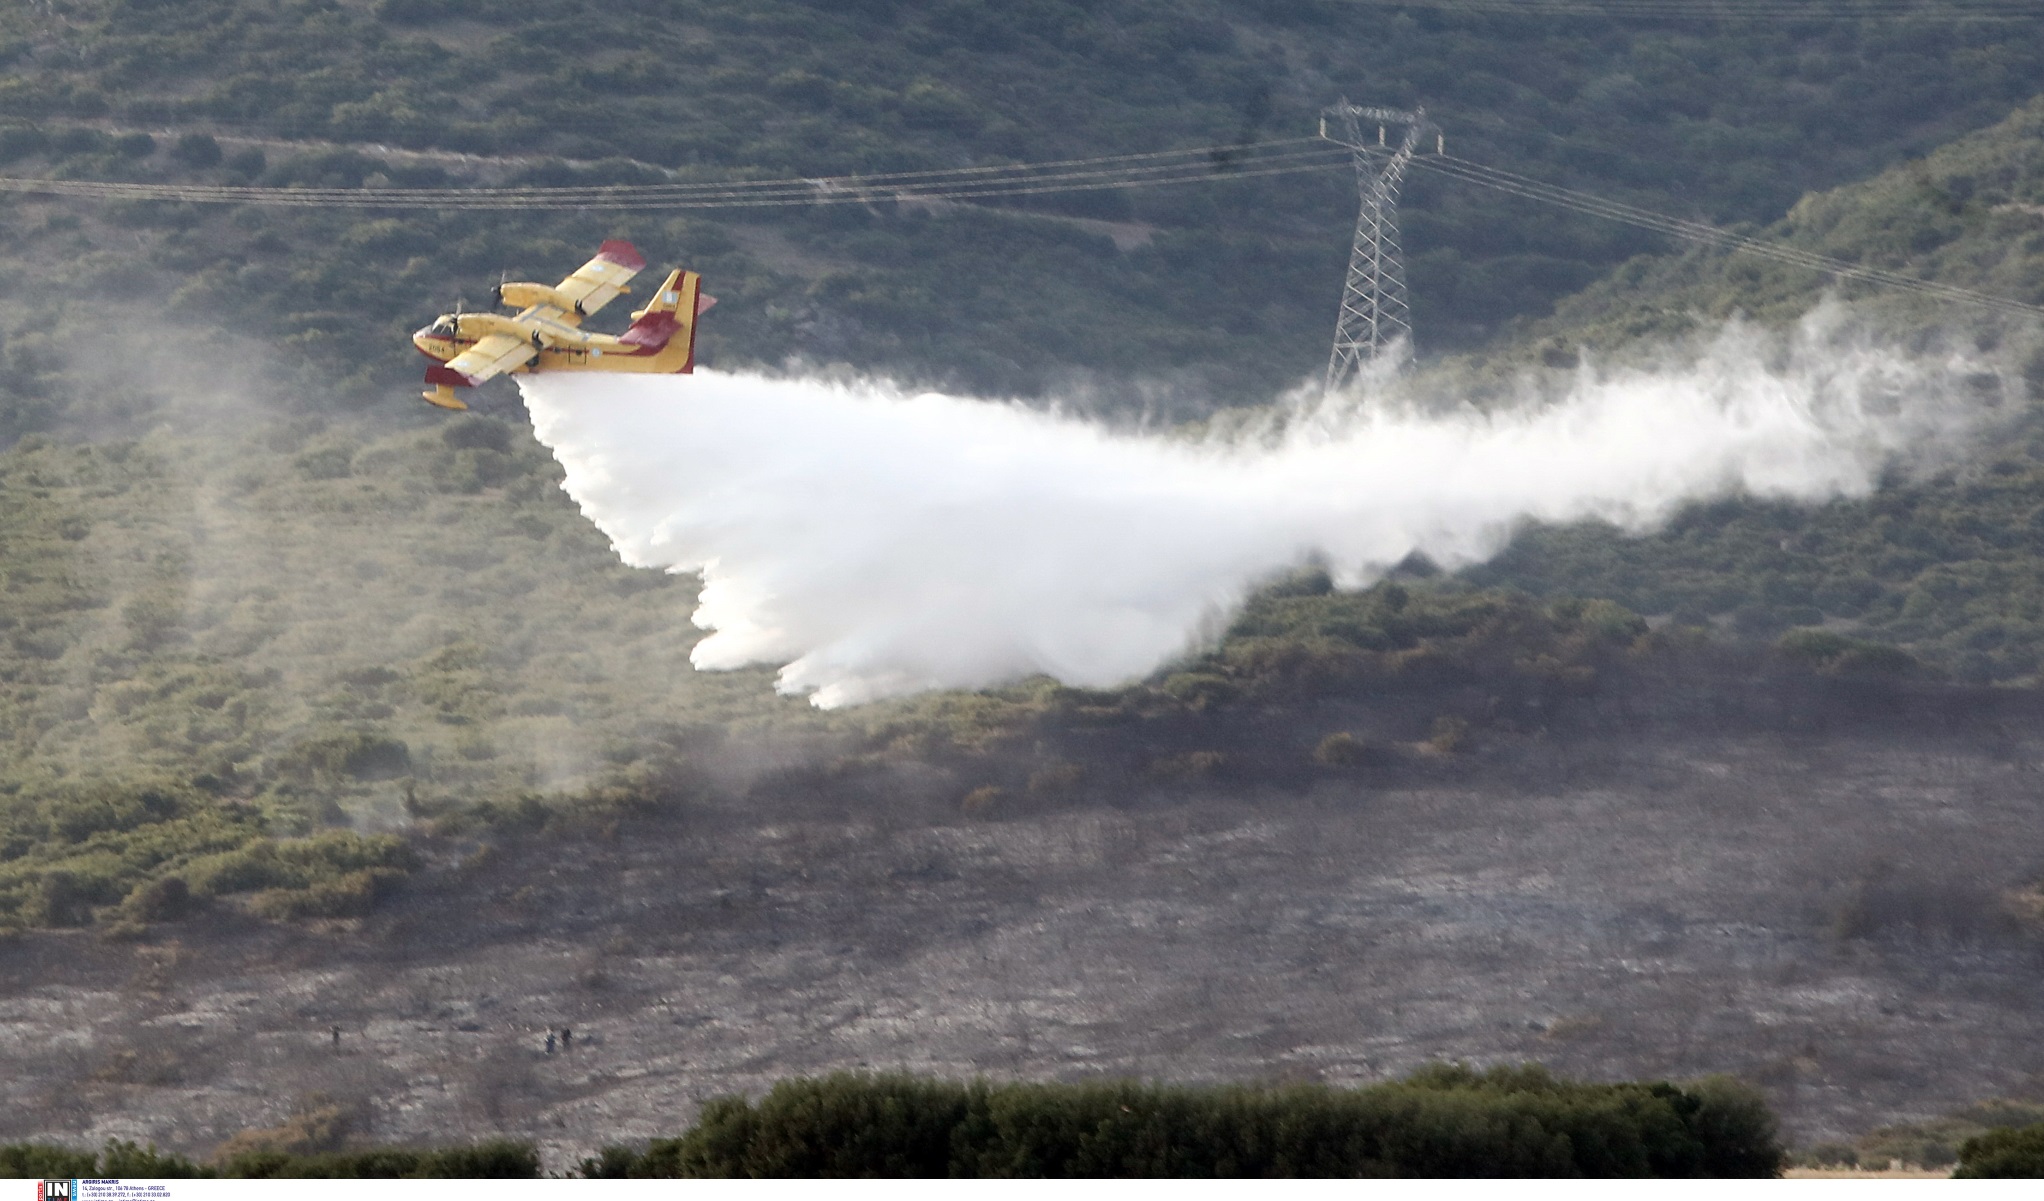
[3,680,2041,1171]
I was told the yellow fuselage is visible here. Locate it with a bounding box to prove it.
[412,315,681,375]
[410,255,705,409]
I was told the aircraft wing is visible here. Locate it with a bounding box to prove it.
[552,239,647,318]
[443,332,539,385]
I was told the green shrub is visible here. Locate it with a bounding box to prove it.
[0,1141,204,1177]
[3,1136,540,1180]
[220,1140,539,1179]
[1955,1123,2044,1178]
[1684,1076,1784,1179]
[0,1143,98,1177]
[637,1067,1783,1178]
[43,780,191,843]
[1314,731,1366,766]
[98,1140,207,1178]
[576,1145,647,1178]
[246,867,404,919]
[171,132,221,167]
[1312,731,1397,767]
[0,1141,209,1178]
[1777,630,1921,677]
[184,831,415,901]
[274,730,412,781]
[122,874,197,921]
[0,126,49,163]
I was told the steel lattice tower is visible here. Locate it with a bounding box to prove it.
[1321,102,1436,394]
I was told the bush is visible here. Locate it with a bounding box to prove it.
[1314,731,1363,766]
[1427,715,1471,754]
[576,1145,647,1178]
[171,132,222,168]
[274,730,412,781]
[1777,630,1921,678]
[245,866,404,919]
[629,1067,1784,1178]
[0,1144,98,1177]
[220,1140,539,1179]
[0,1142,207,1178]
[1955,1123,2044,1178]
[1,1138,539,1179]
[184,831,415,898]
[1684,1076,1784,1179]
[0,126,48,163]
[98,1140,207,1178]
[122,874,196,921]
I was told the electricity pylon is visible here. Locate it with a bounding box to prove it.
[1321,102,1437,394]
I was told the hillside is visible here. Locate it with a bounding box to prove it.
[6,3,2044,1168]
[4,0,2044,427]
[2,16,2044,929]
[1456,96,2044,683]
[1509,92,2044,347]
[6,669,2043,1166]
[0,403,848,930]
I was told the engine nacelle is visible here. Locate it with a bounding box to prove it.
[496,282,583,313]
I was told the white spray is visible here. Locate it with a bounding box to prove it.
[520,308,1989,708]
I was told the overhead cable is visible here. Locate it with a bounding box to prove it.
[0,139,1346,208]
[1403,152,2044,317]
[7,136,2038,317]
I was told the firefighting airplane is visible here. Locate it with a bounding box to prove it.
[411,240,713,410]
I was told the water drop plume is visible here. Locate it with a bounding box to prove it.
[520,309,1987,708]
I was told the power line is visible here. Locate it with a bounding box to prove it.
[0,155,1346,208]
[1404,152,2044,317]
[0,140,1347,208]
[5,133,2038,319]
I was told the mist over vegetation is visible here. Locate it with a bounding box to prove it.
[524,311,1999,706]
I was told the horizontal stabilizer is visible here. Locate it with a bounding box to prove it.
[595,240,646,271]
[620,311,682,351]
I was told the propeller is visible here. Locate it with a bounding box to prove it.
[491,270,507,309]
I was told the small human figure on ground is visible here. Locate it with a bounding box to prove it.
[330,1025,341,1049]
[560,1026,573,1053]
[545,1031,556,1055]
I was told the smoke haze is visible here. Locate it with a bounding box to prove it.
[520,310,1992,708]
